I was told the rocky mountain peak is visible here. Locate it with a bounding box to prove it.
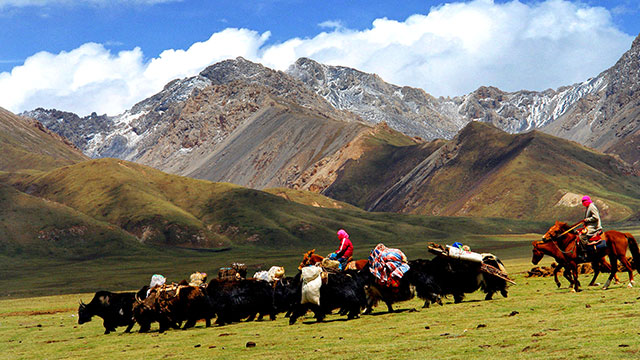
[199,56,273,85]
[632,33,640,50]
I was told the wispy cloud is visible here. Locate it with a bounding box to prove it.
[0,0,634,116]
[318,20,344,30]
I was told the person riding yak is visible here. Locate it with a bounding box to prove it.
[578,195,603,256]
[328,229,353,270]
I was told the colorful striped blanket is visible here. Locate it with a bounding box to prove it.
[368,243,410,287]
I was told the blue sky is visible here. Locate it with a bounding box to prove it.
[1,0,639,115]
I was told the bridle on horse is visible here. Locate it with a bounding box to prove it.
[541,222,583,255]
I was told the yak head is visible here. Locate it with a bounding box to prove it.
[77,300,92,324]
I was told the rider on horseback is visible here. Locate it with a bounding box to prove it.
[578,195,603,254]
[329,229,353,270]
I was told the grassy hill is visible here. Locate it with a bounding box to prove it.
[0,183,142,260]
[325,122,640,221]
[0,107,87,172]
[2,158,546,252]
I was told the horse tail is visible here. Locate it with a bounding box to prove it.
[625,233,640,270]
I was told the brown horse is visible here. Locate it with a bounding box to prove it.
[298,249,369,271]
[532,221,639,291]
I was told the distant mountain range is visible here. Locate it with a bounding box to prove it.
[18,34,640,224]
[2,109,547,259]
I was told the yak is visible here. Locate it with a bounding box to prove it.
[78,288,146,334]
[207,278,277,325]
[133,284,213,333]
[357,261,443,314]
[429,255,509,303]
[271,276,300,318]
[288,270,367,325]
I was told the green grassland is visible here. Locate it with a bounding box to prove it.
[2,231,640,360]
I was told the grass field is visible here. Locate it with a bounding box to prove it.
[1,228,639,359]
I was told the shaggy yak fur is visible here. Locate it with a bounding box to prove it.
[288,270,367,325]
[133,285,213,333]
[429,255,509,303]
[356,260,443,314]
[206,278,277,325]
[271,276,300,318]
[78,290,141,334]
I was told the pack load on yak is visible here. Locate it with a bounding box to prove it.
[253,266,286,283]
[189,272,207,287]
[218,263,248,280]
[300,266,325,306]
[147,274,167,297]
[368,243,410,287]
[428,242,515,284]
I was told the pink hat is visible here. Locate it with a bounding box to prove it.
[581,195,592,205]
[337,229,349,240]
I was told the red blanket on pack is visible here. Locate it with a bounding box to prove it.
[368,243,410,287]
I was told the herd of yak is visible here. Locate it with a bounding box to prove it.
[78,252,509,334]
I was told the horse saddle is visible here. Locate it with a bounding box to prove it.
[586,230,606,251]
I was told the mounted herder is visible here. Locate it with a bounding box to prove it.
[328,229,354,271]
[578,195,603,259]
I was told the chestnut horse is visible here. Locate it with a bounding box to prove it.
[532,221,639,291]
[298,249,369,271]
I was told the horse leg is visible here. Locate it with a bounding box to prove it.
[618,254,635,288]
[603,255,618,290]
[588,262,600,286]
[553,264,563,288]
[569,264,580,292]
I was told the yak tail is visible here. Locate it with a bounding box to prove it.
[626,233,640,270]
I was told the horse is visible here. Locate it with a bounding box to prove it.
[532,221,638,291]
[297,249,369,271]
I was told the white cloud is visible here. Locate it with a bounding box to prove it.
[0,29,269,115]
[260,0,633,96]
[0,0,634,116]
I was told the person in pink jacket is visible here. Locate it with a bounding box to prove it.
[329,229,354,270]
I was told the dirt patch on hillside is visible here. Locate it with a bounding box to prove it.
[1,308,73,317]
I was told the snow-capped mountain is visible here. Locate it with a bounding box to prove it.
[26,34,640,178]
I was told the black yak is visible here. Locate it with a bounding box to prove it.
[78,288,146,334]
[207,278,277,325]
[132,284,213,333]
[429,254,509,303]
[288,270,367,324]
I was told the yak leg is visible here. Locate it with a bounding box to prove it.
[205,318,211,328]
[484,291,494,301]
[124,322,134,333]
[288,304,309,325]
[311,304,325,322]
[453,293,464,303]
[182,319,196,329]
[385,301,394,313]
[422,299,430,308]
